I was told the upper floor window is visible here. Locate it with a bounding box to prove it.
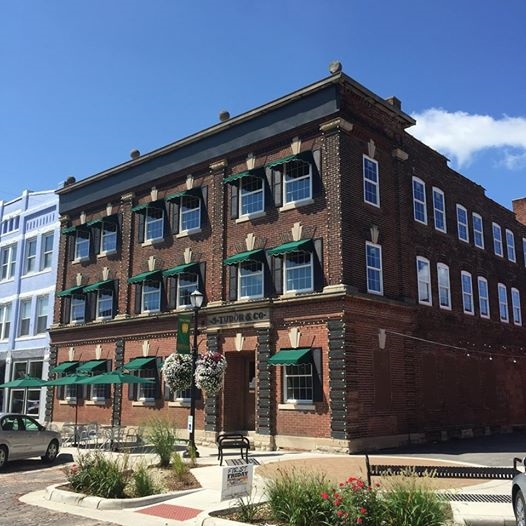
[75,230,90,260]
[0,303,11,340]
[240,176,264,217]
[180,196,201,232]
[472,213,484,249]
[461,271,474,315]
[478,277,490,319]
[363,156,379,207]
[283,160,312,205]
[498,283,509,322]
[35,295,49,334]
[145,207,164,242]
[285,252,313,293]
[506,229,516,262]
[177,272,199,307]
[493,223,503,257]
[70,295,86,323]
[365,242,383,295]
[101,221,118,253]
[437,263,451,310]
[456,205,469,243]
[142,280,161,313]
[511,288,522,326]
[1,244,17,281]
[412,177,427,224]
[416,256,431,305]
[18,299,31,336]
[40,233,54,270]
[97,290,114,319]
[1,216,19,235]
[23,238,37,275]
[238,261,264,300]
[432,188,446,232]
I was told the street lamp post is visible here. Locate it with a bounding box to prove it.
[187,289,204,458]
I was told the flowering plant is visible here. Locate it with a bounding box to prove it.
[161,353,193,392]
[195,352,227,395]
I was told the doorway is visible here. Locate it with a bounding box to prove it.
[224,353,255,432]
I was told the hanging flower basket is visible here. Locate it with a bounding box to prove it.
[161,353,193,392]
[195,352,227,396]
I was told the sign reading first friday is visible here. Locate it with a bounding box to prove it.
[220,464,254,501]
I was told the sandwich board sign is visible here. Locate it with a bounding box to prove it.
[220,463,253,501]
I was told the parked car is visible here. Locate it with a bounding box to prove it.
[0,413,61,468]
[512,457,526,525]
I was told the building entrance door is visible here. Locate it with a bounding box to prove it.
[225,353,255,432]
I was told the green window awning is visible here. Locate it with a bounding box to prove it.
[128,270,163,284]
[267,239,313,257]
[87,214,118,227]
[123,357,158,371]
[224,170,265,184]
[265,154,301,169]
[83,279,115,293]
[50,361,79,374]
[77,359,108,373]
[223,249,265,266]
[61,225,77,235]
[131,200,164,213]
[268,348,312,365]
[165,188,202,201]
[57,285,85,297]
[162,263,198,277]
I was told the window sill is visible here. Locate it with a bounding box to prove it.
[168,400,190,408]
[15,335,38,341]
[280,289,313,298]
[278,403,315,411]
[279,198,314,212]
[97,250,118,258]
[236,296,264,303]
[72,257,90,264]
[60,398,77,405]
[68,320,86,326]
[95,316,113,322]
[132,399,156,407]
[141,238,164,247]
[22,269,51,279]
[176,227,202,238]
[0,278,15,283]
[138,310,161,317]
[86,399,107,406]
[236,211,266,223]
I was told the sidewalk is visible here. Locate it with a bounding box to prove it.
[20,445,517,525]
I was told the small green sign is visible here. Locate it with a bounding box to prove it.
[177,314,192,354]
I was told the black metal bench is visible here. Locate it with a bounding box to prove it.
[217,433,250,466]
[365,453,520,487]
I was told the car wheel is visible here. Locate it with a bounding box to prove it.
[41,440,59,463]
[515,489,526,526]
[0,446,7,469]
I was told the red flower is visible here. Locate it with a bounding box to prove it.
[360,507,367,514]
[337,510,343,517]
[321,492,329,500]
[356,518,363,524]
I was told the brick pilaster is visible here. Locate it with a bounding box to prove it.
[256,327,273,435]
[204,332,220,432]
[328,319,347,439]
[111,339,125,426]
[45,344,58,422]
[118,193,134,317]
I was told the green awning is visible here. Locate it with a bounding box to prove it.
[83,279,115,293]
[77,360,108,373]
[165,188,201,201]
[87,214,118,227]
[267,239,313,257]
[123,357,158,371]
[128,270,162,284]
[131,200,164,213]
[268,348,312,365]
[61,225,77,234]
[223,171,257,184]
[163,263,199,277]
[56,285,85,297]
[265,154,301,169]
[223,249,265,266]
[50,361,79,374]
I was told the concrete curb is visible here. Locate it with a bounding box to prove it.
[44,483,201,510]
[462,519,516,526]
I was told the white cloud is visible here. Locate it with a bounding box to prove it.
[408,108,526,168]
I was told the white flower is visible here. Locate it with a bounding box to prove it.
[162,353,193,392]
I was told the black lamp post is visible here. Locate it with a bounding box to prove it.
[187,289,204,458]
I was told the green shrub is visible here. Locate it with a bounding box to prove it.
[144,418,178,467]
[232,492,261,523]
[64,451,129,499]
[171,451,190,479]
[131,464,160,497]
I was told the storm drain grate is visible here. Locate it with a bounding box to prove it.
[441,493,511,504]
[225,458,260,466]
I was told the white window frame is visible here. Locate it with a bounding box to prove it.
[365,242,383,295]
[144,207,164,242]
[412,177,427,225]
[493,222,503,257]
[432,187,446,233]
[100,222,118,254]
[1,244,17,281]
[284,363,313,404]
[363,155,380,207]
[70,295,86,323]
[35,295,49,334]
[477,277,490,319]
[239,176,265,217]
[498,283,509,323]
[506,229,516,262]
[24,238,37,275]
[283,160,312,206]
[0,303,11,340]
[137,368,157,400]
[456,204,469,243]
[96,290,113,319]
[40,232,54,270]
[74,230,90,260]
[18,299,32,336]
[461,271,474,315]
[416,256,432,306]
[177,273,199,308]
[284,251,314,294]
[142,280,161,313]
[437,263,451,310]
[472,213,484,249]
[179,196,201,233]
[238,261,264,300]
[511,287,522,326]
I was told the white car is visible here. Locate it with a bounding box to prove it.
[0,413,61,468]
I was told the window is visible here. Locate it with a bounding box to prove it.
[1,244,17,280]
[35,296,48,334]
[70,295,86,323]
[40,233,54,270]
[283,160,312,205]
[0,303,11,340]
[432,188,446,232]
[412,177,427,224]
[363,156,379,207]
[416,257,431,305]
[97,290,113,319]
[472,213,484,249]
[493,223,503,256]
[100,222,117,253]
[144,207,164,241]
[138,368,157,400]
[1,216,19,234]
[180,196,201,232]
[142,280,161,313]
[461,271,474,315]
[177,273,199,307]
[284,363,313,403]
[456,205,469,243]
[24,238,37,274]
[18,299,31,336]
[437,263,451,309]
[240,176,264,216]
[498,283,509,322]
[511,288,522,326]
[75,230,90,260]
[506,229,516,262]
[285,252,313,293]
[366,242,383,295]
[238,261,264,299]
[478,277,490,319]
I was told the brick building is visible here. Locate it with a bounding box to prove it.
[48,68,526,452]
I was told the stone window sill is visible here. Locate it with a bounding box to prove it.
[278,403,315,411]
[132,399,156,407]
[279,198,314,212]
[168,400,190,408]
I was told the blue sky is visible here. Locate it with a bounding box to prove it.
[1,1,525,210]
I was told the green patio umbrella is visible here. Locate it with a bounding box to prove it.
[77,371,155,385]
[0,376,47,415]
